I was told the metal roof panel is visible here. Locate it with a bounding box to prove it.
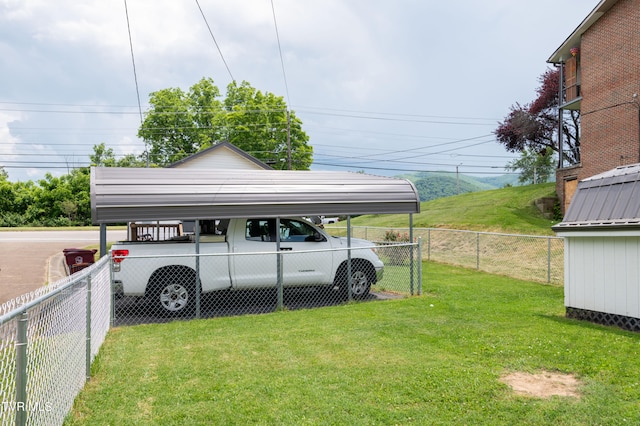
[553,163,640,231]
[90,167,421,223]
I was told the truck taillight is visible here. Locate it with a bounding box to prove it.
[112,249,129,263]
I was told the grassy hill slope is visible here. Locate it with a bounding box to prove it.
[395,171,521,202]
[349,182,558,235]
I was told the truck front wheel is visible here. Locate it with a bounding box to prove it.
[148,266,198,316]
[334,259,374,300]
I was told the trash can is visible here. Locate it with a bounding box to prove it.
[63,248,98,274]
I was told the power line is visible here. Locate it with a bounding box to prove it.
[295,105,500,122]
[270,0,290,106]
[124,0,143,124]
[195,0,235,82]
[310,161,517,175]
[297,109,497,126]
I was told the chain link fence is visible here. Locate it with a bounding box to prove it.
[112,243,421,326]
[0,226,561,425]
[328,226,564,285]
[0,256,110,426]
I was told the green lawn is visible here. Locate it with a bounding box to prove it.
[65,262,640,425]
[347,182,559,235]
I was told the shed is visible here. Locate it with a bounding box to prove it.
[553,163,640,331]
[91,167,420,224]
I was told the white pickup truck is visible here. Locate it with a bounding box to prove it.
[111,217,384,315]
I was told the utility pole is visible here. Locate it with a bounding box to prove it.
[456,163,462,195]
[286,110,292,170]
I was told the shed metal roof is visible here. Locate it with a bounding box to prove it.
[552,163,640,232]
[90,167,421,224]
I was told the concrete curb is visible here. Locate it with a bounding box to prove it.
[47,252,69,284]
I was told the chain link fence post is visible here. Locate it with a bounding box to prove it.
[547,237,552,284]
[417,237,423,296]
[109,255,116,327]
[409,214,414,296]
[86,274,92,382]
[15,310,27,426]
[347,217,353,301]
[476,232,480,270]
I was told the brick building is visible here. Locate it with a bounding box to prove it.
[548,0,640,212]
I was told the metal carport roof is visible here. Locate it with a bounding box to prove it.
[90,167,420,224]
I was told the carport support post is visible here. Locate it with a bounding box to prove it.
[99,224,107,259]
[276,217,284,310]
[195,220,201,319]
[347,216,352,301]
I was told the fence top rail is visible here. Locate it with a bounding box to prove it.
[111,242,420,260]
[0,256,109,325]
[330,225,562,240]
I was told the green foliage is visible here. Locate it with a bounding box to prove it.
[382,230,410,242]
[137,78,312,169]
[0,168,92,227]
[66,263,640,425]
[90,143,148,168]
[506,147,556,185]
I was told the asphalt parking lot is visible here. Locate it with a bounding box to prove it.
[0,230,125,306]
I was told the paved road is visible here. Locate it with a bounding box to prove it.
[0,230,126,305]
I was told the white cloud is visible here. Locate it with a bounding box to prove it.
[0,0,601,181]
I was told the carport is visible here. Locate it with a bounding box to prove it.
[90,166,421,226]
[90,166,421,311]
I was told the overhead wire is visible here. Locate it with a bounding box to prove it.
[124,0,144,126]
[195,0,235,82]
[270,0,293,169]
[270,0,291,106]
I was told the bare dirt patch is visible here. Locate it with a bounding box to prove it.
[500,371,582,398]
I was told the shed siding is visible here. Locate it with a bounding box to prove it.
[565,236,640,319]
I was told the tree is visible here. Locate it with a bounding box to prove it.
[221,81,312,170]
[90,143,117,167]
[505,147,556,185]
[138,78,312,169]
[495,68,580,166]
[90,143,149,168]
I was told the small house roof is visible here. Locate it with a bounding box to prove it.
[167,141,273,170]
[90,167,421,224]
[552,163,640,232]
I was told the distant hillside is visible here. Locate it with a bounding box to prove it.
[395,171,519,202]
[351,182,559,236]
[475,174,520,188]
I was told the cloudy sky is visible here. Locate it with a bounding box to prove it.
[0,0,598,182]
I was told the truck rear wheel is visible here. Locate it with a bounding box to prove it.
[148,266,198,316]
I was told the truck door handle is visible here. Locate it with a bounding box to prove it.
[280,247,293,251]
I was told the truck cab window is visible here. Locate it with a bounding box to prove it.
[246,219,271,241]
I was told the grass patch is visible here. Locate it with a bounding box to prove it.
[66,263,640,425]
[349,182,558,235]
